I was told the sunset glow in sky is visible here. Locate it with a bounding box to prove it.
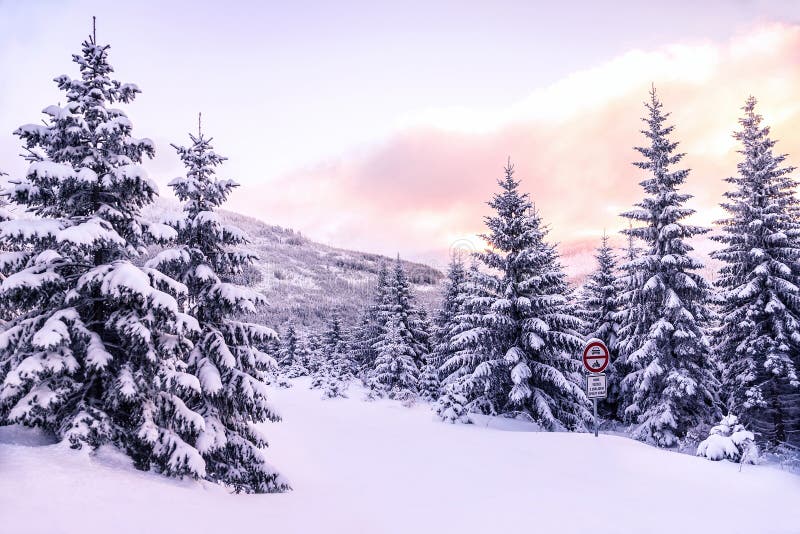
[1,1,799,267]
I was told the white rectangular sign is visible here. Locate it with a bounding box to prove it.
[587,373,607,399]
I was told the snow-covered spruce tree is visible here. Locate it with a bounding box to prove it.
[324,315,356,376]
[414,307,434,363]
[280,324,309,378]
[580,232,622,418]
[391,256,431,367]
[696,414,757,463]
[459,162,589,429]
[0,29,206,477]
[581,232,620,349]
[374,261,395,328]
[351,261,392,373]
[303,332,323,375]
[430,255,468,370]
[309,361,327,390]
[323,315,347,356]
[712,96,800,447]
[350,312,375,376]
[418,357,441,402]
[312,315,353,398]
[278,323,300,368]
[372,313,419,399]
[146,119,287,492]
[617,87,718,447]
[440,260,503,413]
[456,270,521,417]
[612,221,644,420]
[435,382,471,424]
[420,255,471,404]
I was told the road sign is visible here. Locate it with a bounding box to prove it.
[587,373,607,399]
[582,339,611,437]
[582,339,609,374]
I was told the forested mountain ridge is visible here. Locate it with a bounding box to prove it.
[142,199,444,331]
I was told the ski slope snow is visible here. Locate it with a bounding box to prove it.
[1,377,798,534]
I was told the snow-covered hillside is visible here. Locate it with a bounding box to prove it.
[142,199,444,331]
[2,377,798,534]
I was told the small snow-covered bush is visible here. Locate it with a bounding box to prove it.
[360,376,383,401]
[418,361,441,402]
[311,361,349,399]
[310,373,326,390]
[435,384,471,424]
[321,376,348,399]
[285,362,309,378]
[696,414,757,464]
[390,387,417,407]
[275,376,293,389]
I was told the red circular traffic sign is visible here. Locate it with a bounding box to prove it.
[582,340,609,373]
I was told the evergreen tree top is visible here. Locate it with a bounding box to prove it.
[477,162,567,300]
[622,86,707,258]
[158,116,253,279]
[716,95,797,233]
[581,231,620,347]
[169,114,239,218]
[324,315,347,354]
[393,255,414,309]
[9,22,159,255]
[634,86,686,185]
[16,29,153,172]
[593,232,615,267]
[583,232,617,297]
[713,95,800,319]
[436,256,466,322]
[481,161,542,255]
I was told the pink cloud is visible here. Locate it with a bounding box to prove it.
[236,23,800,268]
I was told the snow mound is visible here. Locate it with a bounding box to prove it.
[697,414,757,463]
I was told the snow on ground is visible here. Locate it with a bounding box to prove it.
[2,378,799,534]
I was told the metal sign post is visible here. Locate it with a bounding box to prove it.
[583,339,610,438]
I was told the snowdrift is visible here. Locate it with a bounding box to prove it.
[1,378,798,534]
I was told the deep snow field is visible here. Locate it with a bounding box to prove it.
[2,377,799,534]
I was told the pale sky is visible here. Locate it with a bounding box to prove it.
[1,1,799,267]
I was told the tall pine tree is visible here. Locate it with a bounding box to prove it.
[617,87,717,447]
[712,96,800,447]
[418,357,441,402]
[613,222,644,420]
[439,262,497,412]
[0,26,204,478]
[372,313,419,398]
[279,323,310,378]
[430,256,468,371]
[581,232,620,348]
[147,116,287,492]
[457,162,590,429]
[580,232,622,418]
[312,315,354,398]
[391,256,431,367]
[279,323,300,368]
[351,261,391,372]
